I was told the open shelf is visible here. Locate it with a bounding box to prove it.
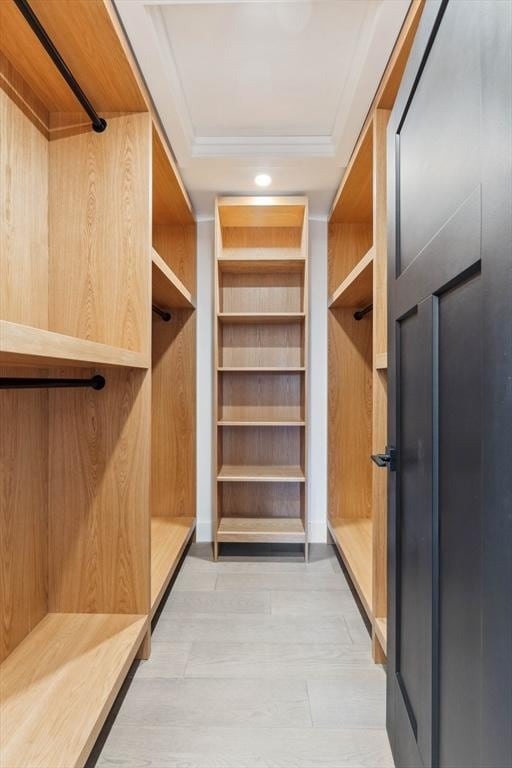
[218,417,305,427]
[374,617,387,652]
[217,516,305,544]
[151,517,195,617]
[0,612,147,768]
[329,518,373,619]
[218,465,305,483]
[329,247,374,308]
[218,312,305,325]
[218,258,305,273]
[0,320,149,368]
[218,366,305,373]
[152,249,194,310]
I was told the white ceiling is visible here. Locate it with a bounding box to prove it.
[115,0,410,219]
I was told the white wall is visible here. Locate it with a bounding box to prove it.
[195,217,328,543]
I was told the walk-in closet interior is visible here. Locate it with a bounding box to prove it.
[1,0,511,766]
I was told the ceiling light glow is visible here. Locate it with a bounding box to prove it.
[255,173,272,187]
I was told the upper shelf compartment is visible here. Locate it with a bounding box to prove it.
[152,249,194,310]
[0,0,147,136]
[329,247,374,309]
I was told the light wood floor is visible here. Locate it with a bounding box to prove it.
[88,543,393,768]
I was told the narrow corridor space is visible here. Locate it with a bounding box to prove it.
[89,544,392,768]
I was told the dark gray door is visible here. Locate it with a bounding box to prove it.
[386,1,512,766]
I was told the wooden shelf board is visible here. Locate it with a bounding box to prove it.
[0,612,147,768]
[0,320,149,368]
[218,366,305,373]
[218,418,305,427]
[151,516,195,617]
[218,257,305,274]
[374,617,387,653]
[329,518,373,619]
[218,197,307,229]
[152,125,194,226]
[218,313,305,325]
[375,352,388,370]
[152,248,194,309]
[328,248,374,308]
[218,465,305,483]
[217,517,305,544]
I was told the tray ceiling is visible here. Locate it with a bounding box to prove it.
[115,0,410,217]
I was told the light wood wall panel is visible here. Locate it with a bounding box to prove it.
[222,227,302,250]
[0,369,48,663]
[49,113,151,352]
[152,309,196,518]
[48,368,150,615]
[220,272,303,314]
[0,89,48,329]
[219,483,302,519]
[328,309,372,520]
[219,372,304,422]
[219,322,304,368]
[220,426,303,469]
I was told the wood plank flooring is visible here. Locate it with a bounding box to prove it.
[87,543,393,768]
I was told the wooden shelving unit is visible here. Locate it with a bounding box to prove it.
[0,1,196,764]
[214,196,308,559]
[327,0,424,662]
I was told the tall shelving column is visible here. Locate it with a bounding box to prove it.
[214,197,309,560]
[327,0,424,662]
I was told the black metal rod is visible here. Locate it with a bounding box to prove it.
[13,0,107,133]
[0,375,106,390]
[354,304,373,321]
[152,305,171,322]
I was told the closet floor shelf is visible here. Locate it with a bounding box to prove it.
[328,517,373,619]
[151,516,196,617]
[217,516,305,544]
[0,612,147,768]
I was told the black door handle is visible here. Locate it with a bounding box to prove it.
[371,447,397,471]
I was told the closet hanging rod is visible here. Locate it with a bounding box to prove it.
[0,375,106,390]
[152,305,172,322]
[13,0,107,133]
[354,304,373,321]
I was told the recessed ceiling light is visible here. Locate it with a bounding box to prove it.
[255,173,272,188]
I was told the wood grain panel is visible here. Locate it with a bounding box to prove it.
[49,113,151,353]
[48,367,150,615]
[0,0,147,114]
[219,483,302,519]
[330,122,373,223]
[152,126,194,226]
[152,248,194,310]
[0,612,147,768]
[219,372,304,422]
[0,88,48,328]
[329,248,374,309]
[219,322,304,368]
[328,222,373,296]
[222,227,302,250]
[218,198,306,229]
[329,518,373,619]
[153,224,196,296]
[220,426,303,471]
[152,309,196,518]
[0,368,48,663]
[220,272,303,314]
[328,309,372,520]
